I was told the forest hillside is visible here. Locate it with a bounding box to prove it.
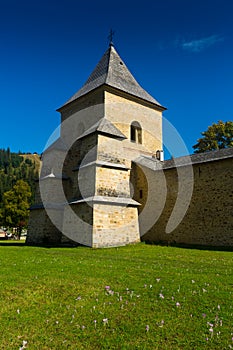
[0,148,40,204]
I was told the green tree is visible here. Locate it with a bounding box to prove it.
[193,120,233,153]
[1,180,31,238]
[0,149,39,204]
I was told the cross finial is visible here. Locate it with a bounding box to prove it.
[108,29,115,46]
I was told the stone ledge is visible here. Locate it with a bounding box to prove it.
[39,173,69,180]
[73,160,130,171]
[68,196,140,207]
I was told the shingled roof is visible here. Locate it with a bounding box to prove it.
[60,44,166,110]
[134,147,233,171]
[43,137,68,154]
[76,118,127,140]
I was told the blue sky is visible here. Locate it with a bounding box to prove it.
[1,0,232,157]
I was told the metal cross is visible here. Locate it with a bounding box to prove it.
[108,29,115,46]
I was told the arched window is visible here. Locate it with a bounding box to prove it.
[130,121,142,144]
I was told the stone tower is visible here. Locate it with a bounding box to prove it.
[27,43,166,247]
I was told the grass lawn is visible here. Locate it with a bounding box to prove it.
[0,242,232,349]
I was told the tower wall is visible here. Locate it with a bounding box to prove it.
[104,90,163,155]
[60,89,105,143]
[27,208,63,245]
[62,202,93,246]
[93,203,140,248]
[27,44,164,248]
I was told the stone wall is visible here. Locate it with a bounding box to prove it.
[93,203,140,248]
[140,155,233,247]
[62,202,94,246]
[59,88,105,143]
[27,208,63,244]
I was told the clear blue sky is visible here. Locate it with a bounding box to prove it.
[1,0,232,156]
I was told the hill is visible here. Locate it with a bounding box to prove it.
[21,153,41,174]
[0,148,40,203]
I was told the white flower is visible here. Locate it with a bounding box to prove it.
[159,320,165,327]
[207,322,213,327]
[19,340,27,349]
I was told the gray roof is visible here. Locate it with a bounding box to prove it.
[73,159,131,171]
[43,137,68,154]
[73,160,130,171]
[134,155,162,171]
[134,147,233,171]
[165,147,233,169]
[69,196,140,207]
[76,118,127,140]
[60,44,166,109]
[40,172,69,181]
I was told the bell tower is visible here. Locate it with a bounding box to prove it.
[27,43,166,247]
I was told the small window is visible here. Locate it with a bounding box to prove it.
[139,189,143,199]
[131,125,136,142]
[130,121,142,144]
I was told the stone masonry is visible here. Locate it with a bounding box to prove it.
[135,148,233,248]
[27,43,165,247]
[27,43,233,248]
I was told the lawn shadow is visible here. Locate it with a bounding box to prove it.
[0,241,26,247]
[144,240,233,252]
[0,241,82,248]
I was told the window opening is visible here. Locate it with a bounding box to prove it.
[130,121,142,144]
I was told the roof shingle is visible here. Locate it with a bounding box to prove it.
[60,44,166,109]
[134,147,233,170]
[76,118,127,140]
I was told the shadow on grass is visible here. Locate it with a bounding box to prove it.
[144,240,233,252]
[0,241,26,247]
[0,240,81,248]
[1,240,232,252]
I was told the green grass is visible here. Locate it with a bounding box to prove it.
[0,242,232,349]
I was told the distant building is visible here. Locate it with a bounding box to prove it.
[0,229,7,240]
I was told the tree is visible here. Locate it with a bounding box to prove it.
[193,120,233,153]
[0,149,39,204]
[1,180,32,238]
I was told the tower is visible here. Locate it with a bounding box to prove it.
[27,43,166,247]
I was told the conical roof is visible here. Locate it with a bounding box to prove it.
[60,44,166,110]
